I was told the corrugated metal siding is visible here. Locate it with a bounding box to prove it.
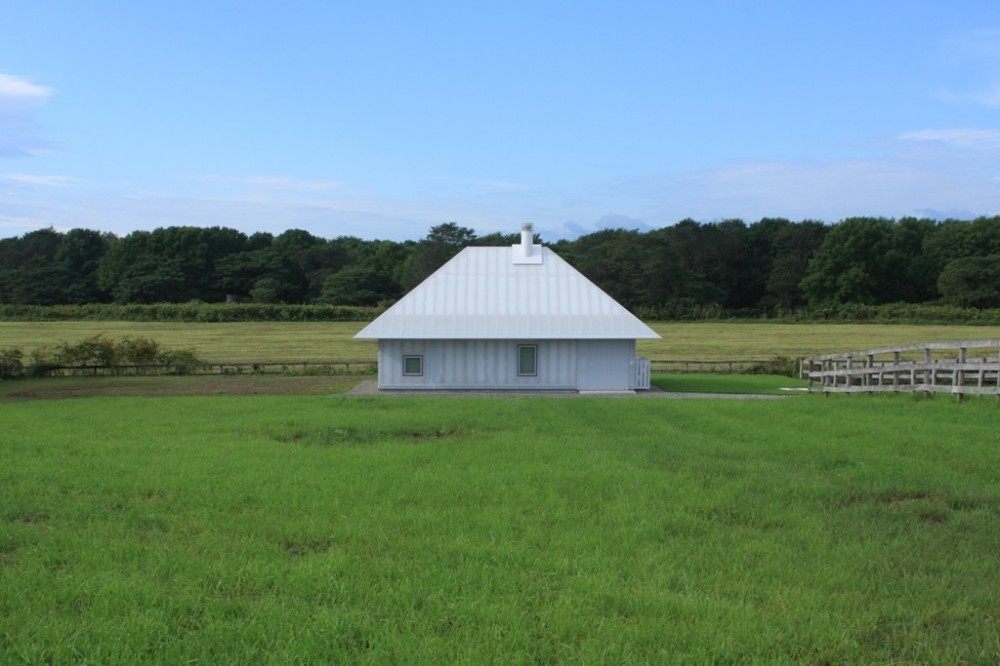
[577,340,633,391]
[378,339,634,391]
[378,339,579,390]
[356,247,659,340]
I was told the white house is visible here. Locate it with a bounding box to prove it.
[355,224,659,392]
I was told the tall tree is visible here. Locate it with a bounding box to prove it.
[399,223,477,291]
[938,255,1000,307]
[801,218,899,306]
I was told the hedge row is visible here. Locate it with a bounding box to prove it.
[2,302,1000,325]
[0,335,201,379]
[0,303,382,322]
[631,302,1000,325]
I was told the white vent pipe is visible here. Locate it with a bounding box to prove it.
[520,223,533,257]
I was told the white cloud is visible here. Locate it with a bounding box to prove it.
[898,128,1000,148]
[632,154,1000,223]
[4,125,1000,242]
[0,72,53,158]
[1,174,83,187]
[0,73,53,104]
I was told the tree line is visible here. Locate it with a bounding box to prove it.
[1,216,998,311]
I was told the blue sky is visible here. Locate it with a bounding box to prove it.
[1,1,999,241]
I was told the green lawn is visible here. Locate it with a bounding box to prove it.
[652,373,809,394]
[2,393,999,662]
[2,320,999,362]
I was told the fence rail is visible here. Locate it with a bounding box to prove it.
[801,339,1000,399]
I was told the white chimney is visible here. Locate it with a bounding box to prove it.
[520,223,533,257]
[511,222,542,264]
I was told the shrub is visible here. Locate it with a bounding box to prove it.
[20,336,202,376]
[54,335,119,367]
[117,336,162,365]
[744,356,799,377]
[0,303,381,322]
[156,348,200,365]
[0,347,24,380]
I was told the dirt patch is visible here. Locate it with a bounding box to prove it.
[5,510,49,524]
[835,489,998,525]
[346,378,789,399]
[0,375,360,401]
[918,510,949,524]
[269,426,470,447]
[281,537,334,557]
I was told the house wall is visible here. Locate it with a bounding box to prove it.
[577,339,634,391]
[377,339,634,391]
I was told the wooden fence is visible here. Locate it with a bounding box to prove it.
[801,339,1000,399]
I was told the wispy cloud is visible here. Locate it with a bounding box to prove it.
[935,28,1000,109]
[971,85,1000,108]
[898,128,1000,148]
[1,174,84,187]
[0,73,52,106]
[181,174,343,191]
[4,123,1000,242]
[427,176,530,191]
[942,28,1000,61]
[935,85,1000,109]
[0,72,54,158]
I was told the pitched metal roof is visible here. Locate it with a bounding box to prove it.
[355,245,660,340]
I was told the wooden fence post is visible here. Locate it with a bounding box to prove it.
[892,351,900,392]
[956,347,967,402]
[923,348,932,398]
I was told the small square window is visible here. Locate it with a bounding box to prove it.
[402,355,423,376]
[517,345,537,376]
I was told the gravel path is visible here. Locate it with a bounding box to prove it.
[345,379,788,400]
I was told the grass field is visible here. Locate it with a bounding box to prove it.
[2,393,999,662]
[3,320,1000,363]
[651,373,808,394]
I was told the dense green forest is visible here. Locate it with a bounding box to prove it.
[1,217,999,312]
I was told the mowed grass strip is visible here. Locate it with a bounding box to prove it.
[651,373,808,394]
[3,320,1000,363]
[2,394,999,662]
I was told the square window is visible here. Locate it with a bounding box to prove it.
[517,345,537,376]
[402,355,423,376]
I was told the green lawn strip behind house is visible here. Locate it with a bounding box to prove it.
[2,394,999,662]
[3,320,1000,364]
[652,373,809,394]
